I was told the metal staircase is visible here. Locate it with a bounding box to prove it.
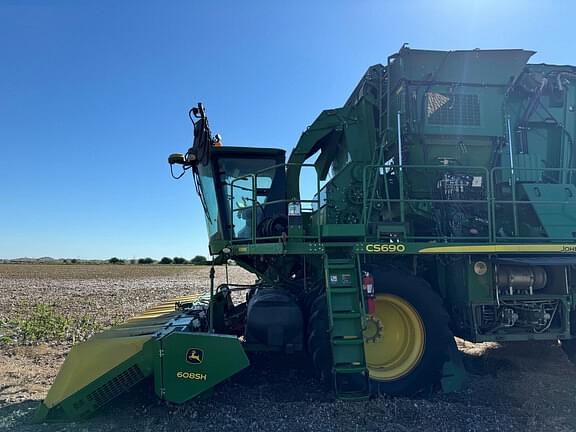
[324,256,369,399]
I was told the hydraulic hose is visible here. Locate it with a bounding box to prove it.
[187,103,213,166]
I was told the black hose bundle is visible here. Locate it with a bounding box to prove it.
[185,103,214,222]
[187,103,213,166]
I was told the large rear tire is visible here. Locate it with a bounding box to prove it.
[306,267,453,395]
[367,267,452,395]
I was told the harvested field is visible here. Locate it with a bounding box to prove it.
[1,263,576,431]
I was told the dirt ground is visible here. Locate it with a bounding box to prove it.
[1,264,576,432]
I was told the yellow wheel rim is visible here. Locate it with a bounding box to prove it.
[364,294,425,381]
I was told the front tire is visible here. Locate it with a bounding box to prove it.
[307,294,332,384]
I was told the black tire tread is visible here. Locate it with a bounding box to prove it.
[306,266,454,396]
[368,267,453,396]
[307,293,333,385]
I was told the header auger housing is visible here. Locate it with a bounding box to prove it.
[37,47,576,422]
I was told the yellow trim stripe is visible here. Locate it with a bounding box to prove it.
[418,244,576,254]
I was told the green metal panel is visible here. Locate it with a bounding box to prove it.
[157,332,249,404]
[321,224,365,238]
[467,262,493,303]
[519,183,576,239]
[389,47,534,87]
[355,242,576,255]
[231,241,325,255]
[441,257,493,306]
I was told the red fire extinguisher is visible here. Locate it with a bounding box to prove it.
[362,272,375,314]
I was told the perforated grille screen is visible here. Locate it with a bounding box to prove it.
[86,365,145,408]
[426,93,481,126]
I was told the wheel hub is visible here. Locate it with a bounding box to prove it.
[363,315,383,343]
[363,294,425,381]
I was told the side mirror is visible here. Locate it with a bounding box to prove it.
[168,153,185,165]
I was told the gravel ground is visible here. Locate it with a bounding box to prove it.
[1,264,576,432]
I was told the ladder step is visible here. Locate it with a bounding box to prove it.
[335,362,363,367]
[327,258,354,264]
[330,288,357,294]
[332,338,364,345]
[338,392,370,401]
[327,263,356,269]
[327,260,355,264]
[334,366,366,374]
[332,312,361,319]
[334,368,369,400]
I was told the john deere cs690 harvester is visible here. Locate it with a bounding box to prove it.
[36,47,576,422]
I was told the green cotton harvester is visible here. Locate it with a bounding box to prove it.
[35,46,576,422]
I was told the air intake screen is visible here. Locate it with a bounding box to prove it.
[86,365,145,408]
[426,93,481,126]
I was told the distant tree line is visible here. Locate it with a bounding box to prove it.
[108,256,209,265]
[108,257,124,264]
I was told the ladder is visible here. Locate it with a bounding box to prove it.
[324,255,369,400]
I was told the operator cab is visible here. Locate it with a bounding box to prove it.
[196,146,287,243]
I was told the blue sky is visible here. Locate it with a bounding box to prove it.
[1,0,574,259]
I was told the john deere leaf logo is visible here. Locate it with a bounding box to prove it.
[186,348,204,364]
